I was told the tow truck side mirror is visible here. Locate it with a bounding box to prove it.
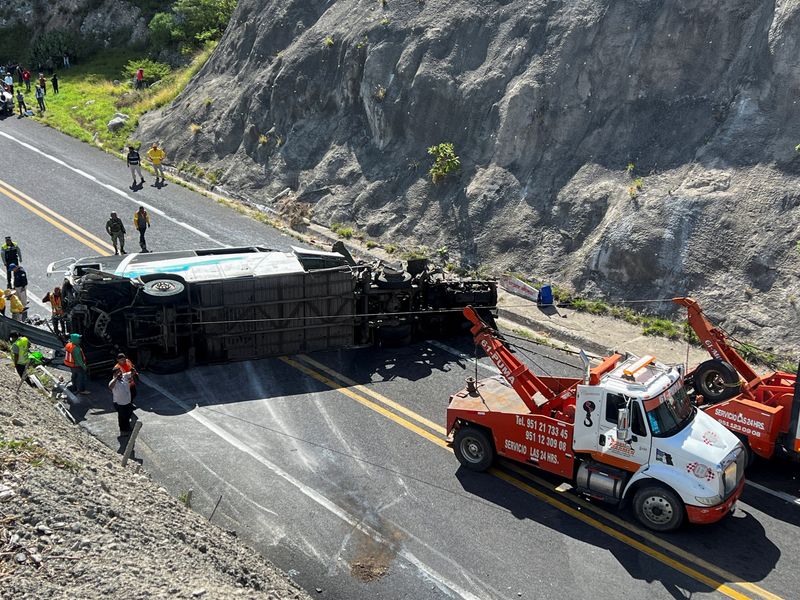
[617,407,631,442]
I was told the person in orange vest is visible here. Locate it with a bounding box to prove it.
[42,286,66,336]
[115,352,139,401]
[0,289,5,316]
[64,333,90,395]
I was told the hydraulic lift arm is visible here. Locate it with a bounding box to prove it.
[463,306,558,412]
[673,297,759,384]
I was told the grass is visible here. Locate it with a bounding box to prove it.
[330,223,354,239]
[27,43,216,153]
[0,436,82,472]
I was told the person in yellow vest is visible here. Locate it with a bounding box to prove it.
[9,332,30,381]
[145,143,166,185]
[64,333,90,395]
[42,286,66,336]
[6,289,24,321]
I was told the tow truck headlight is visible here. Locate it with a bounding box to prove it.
[694,495,722,506]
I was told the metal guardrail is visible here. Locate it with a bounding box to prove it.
[0,313,65,357]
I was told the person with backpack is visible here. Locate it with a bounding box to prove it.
[126,145,145,188]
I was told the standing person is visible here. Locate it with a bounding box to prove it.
[133,206,150,252]
[109,367,134,434]
[0,289,5,316]
[135,68,144,90]
[64,333,90,395]
[6,290,24,321]
[63,53,70,69]
[145,143,166,184]
[22,69,30,92]
[9,264,27,309]
[126,145,145,188]
[51,72,59,94]
[106,212,126,255]
[42,287,66,336]
[9,333,30,381]
[38,73,46,95]
[115,353,139,401]
[16,89,27,116]
[15,65,22,86]
[4,72,13,94]
[1,236,21,285]
[34,85,45,112]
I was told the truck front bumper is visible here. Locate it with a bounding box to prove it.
[685,478,745,525]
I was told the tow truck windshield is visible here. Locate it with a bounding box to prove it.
[643,381,694,438]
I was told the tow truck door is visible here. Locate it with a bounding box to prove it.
[597,393,651,471]
[573,385,602,452]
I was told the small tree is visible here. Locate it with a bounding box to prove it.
[428,142,460,184]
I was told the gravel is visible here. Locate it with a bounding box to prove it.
[0,363,311,600]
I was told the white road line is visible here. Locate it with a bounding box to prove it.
[426,339,500,375]
[142,376,485,600]
[746,480,800,506]
[0,131,228,248]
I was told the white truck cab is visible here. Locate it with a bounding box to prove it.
[573,355,745,530]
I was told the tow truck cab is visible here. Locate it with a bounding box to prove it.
[447,352,746,531]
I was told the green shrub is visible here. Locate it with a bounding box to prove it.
[173,0,237,44]
[29,30,89,70]
[148,12,179,49]
[123,58,172,84]
[641,318,681,340]
[428,142,461,184]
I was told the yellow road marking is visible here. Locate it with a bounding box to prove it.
[282,357,780,600]
[501,461,782,600]
[297,354,447,435]
[0,179,113,256]
[280,357,449,449]
[0,179,115,251]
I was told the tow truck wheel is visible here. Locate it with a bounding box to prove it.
[453,427,495,472]
[633,485,684,532]
[693,360,740,403]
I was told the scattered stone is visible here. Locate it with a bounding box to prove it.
[85,100,95,105]
[113,112,130,121]
[11,418,25,426]
[112,80,120,86]
[192,589,207,597]
[15,553,26,563]
[107,116,127,132]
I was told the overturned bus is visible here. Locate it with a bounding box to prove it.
[48,244,497,373]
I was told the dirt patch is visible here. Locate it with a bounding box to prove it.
[348,525,404,583]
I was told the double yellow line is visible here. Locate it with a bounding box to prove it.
[0,178,114,256]
[282,354,780,600]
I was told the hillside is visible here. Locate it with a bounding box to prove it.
[136,0,800,353]
[0,363,310,600]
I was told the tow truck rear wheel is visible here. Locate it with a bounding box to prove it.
[453,426,495,472]
[693,360,740,403]
[633,485,685,532]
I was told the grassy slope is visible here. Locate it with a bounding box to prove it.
[19,44,215,153]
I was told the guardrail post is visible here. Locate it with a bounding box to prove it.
[121,421,143,466]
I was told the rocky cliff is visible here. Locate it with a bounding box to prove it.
[137,0,800,352]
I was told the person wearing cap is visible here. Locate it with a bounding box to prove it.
[1,236,21,285]
[145,143,166,185]
[109,366,134,435]
[8,264,27,313]
[6,289,24,321]
[105,212,127,255]
[42,286,66,336]
[115,353,139,400]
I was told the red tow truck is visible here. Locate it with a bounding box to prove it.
[675,297,800,464]
[447,307,746,532]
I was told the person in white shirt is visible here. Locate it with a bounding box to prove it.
[108,367,134,435]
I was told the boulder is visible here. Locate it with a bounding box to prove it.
[107,117,127,132]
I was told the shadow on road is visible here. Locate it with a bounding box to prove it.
[455,465,781,600]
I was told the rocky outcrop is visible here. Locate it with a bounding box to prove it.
[0,1,148,50]
[137,0,800,352]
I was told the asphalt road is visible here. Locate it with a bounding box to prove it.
[2,117,799,600]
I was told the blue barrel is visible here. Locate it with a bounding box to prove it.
[538,284,553,306]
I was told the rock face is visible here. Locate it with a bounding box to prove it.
[137,0,800,352]
[0,0,148,50]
